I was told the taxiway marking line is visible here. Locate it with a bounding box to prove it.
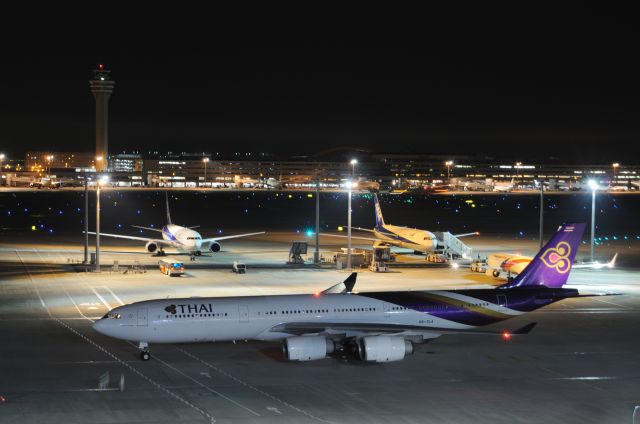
[178,347,333,423]
[590,296,627,308]
[91,287,113,310]
[15,250,51,317]
[99,285,126,306]
[31,249,95,323]
[17,249,216,423]
[151,353,261,417]
[57,247,126,308]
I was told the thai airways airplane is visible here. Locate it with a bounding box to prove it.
[485,251,617,279]
[94,222,595,363]
[322,193,477,255]
[89,193,265,257]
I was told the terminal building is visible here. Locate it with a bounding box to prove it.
[1,150,638,190]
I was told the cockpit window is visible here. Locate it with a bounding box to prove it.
[104,312,121,319]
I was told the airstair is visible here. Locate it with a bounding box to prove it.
[433,232,473,259]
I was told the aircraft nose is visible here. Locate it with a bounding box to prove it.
[92,319,106,334]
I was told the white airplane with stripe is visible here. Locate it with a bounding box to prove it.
[89,193,264,257]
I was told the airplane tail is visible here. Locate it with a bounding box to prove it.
[165,191,172,224]
[373,193,385,229]
[500,223,586,289]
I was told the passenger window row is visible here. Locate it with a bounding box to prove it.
[165,313,228,319]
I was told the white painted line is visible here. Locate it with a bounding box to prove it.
[19,248,216,423]
[91,287,113,310]
[178,347,332,423]
[100,285,126,306]
[590,296,627,308]
[151,353,261,417]
[15,250,51,317]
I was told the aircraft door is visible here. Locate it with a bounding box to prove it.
[383,302,391,318]
[239,305,249,323]
[496,295,508,308]
[137,308,148,326]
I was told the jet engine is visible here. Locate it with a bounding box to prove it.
[145,241,158,253]
[282,336,334,361]
[358,336,413,363]
[209,242,221,253]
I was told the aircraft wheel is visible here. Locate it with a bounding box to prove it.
[140,351,151,361]
[492,270,500,278]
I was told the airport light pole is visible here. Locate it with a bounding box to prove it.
[346,159,358,271]
[445,160,453,184]
[202,157,209,187]
[515,162,522,188]
[0,154,4,187]
[539,180,544,249]
[83,175,89,264]
[588,179,598,262]
[314,176,320,263]
[347,180,353,270]
[95,175,109,272]
[612,162,619,184]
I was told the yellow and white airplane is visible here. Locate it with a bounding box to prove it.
[485,251,617,279]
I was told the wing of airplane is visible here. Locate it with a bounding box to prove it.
[353,227,376,233]
[572,253,617,269]
[277,272,536,338]
[319,233,380,242]
[86,231,176,247]
[201,231,266,243]
[269,321,536,337]
[131,225,163,233]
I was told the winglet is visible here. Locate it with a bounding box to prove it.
[321,272,358,294]
[343,272,357,292]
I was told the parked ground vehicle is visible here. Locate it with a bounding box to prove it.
[158,258,185,276]
[470,259,488,273]
[426,253,447,263]
[232,261,246,274]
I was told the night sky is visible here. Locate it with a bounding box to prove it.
[0,4,638,162]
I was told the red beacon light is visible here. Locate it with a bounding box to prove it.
[502,331,512,341]
[98,63,104,69]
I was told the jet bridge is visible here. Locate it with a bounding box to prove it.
[432,232,473,259]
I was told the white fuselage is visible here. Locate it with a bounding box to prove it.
[162,224,203,253]
[93,293,469,344]
[373,224,438,253]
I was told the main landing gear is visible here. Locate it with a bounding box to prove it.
[139,341,150,361]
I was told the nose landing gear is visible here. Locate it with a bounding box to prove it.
[139,341,150,361]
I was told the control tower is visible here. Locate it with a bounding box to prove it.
[89,64,115,172]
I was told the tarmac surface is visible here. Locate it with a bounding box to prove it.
[0,233,639,423]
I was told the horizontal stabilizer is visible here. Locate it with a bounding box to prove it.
[574,292,623,297]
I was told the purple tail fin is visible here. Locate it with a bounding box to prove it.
[500,223,586,289]
[373,193,385,230]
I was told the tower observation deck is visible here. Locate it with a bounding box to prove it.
[89,64,115,172]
